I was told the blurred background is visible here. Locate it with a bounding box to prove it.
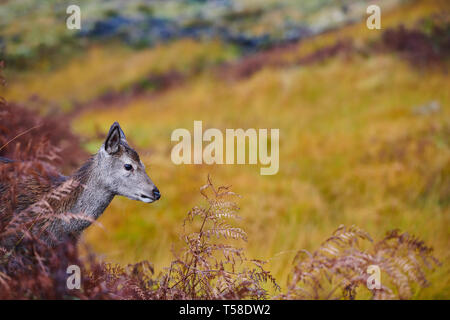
[0,0,448,298]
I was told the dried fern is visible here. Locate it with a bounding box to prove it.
[280,225,440,300]
[162,175,279,299]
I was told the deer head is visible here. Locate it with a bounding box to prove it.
[98,122,160,203]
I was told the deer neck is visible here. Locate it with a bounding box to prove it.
[57,157,115,237]
[71,156,115,219]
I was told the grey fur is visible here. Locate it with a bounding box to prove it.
[1,122,160,247]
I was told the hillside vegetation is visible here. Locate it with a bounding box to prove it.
[0,0,448,299]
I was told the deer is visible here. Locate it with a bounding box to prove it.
[0,122,160,248]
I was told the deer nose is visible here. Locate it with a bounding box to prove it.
[152,188,161,200]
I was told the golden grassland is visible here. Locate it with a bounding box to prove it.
[3,39,237,111]
[75,53,449,298]
[3,0,449,298]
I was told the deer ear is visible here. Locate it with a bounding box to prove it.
[115,122,127,141]
[104,123,122,154]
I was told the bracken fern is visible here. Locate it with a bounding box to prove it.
[280,225,441,300]
[160,175,279,299]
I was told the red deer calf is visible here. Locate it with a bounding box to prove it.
[0,122,160,248]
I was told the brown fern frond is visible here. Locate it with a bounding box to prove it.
[280,225,440,300]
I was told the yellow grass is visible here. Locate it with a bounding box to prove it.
[75,53,449,298]
[2,39,236,110]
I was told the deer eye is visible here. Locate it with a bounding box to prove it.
[124,164,133,171]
